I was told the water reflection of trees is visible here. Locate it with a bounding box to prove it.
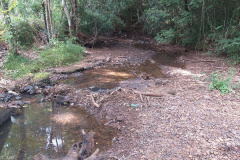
[0,98,117,159]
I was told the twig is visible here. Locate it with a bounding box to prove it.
[99,87,122,103]
[110,87,122,96]
[139,94,143,102]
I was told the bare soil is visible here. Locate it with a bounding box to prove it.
[2,37,240,159]
[44,38,240,159]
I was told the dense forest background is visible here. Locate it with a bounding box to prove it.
[1,0,240,73]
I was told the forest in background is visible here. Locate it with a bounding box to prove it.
[1,0,240,78]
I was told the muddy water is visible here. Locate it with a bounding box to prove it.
[0,95,117,159]
[58,43,185,91]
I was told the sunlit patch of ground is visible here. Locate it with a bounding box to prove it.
[51,113,80,125]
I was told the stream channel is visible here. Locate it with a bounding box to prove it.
[0,43,185,159]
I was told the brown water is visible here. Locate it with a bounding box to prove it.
[0,95,117,159]
[58,43,185,91]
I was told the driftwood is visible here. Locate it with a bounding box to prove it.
[37,129,99,160]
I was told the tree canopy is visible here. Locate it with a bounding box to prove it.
[1,0,240,63]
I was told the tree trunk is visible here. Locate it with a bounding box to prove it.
[73,0,79,35]
[184,0,189,12]
[45,0,54,40]
[41,0,49,42]
[0,0,17,54]
[62,0,72,38]
[48,0,54,39]
[236,1,240,24]
[56,6,65,39]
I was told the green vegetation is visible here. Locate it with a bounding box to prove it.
[1,0,240,79]
[209,69,236,94]
[12,21,36,47]
[33,72,50,81]
[4,42,85,79]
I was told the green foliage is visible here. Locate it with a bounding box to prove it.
[215,37,240,64]
[33,72,50,81]
[3,53,34,78]
[155,29,175,43]
[40,42,84,67]
[12,21,35,46]
[142,7,169,35]
[79,1,125,35]
[4,41,85,79]
[209,69,236,94]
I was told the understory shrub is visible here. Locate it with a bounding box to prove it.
[209,69,235,94]
[4,41,85,79]
[215,37,240,64]
[12,21,36,46]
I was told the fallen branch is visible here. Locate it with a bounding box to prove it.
[192,60,217,63]
[84,149,99,160]
[99,87,122,103]
[90,94,100,108]
[135,91,163,97]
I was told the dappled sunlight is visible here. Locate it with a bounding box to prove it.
[104,69,133,77]
[51,113,80,125]
[170,68,203,77]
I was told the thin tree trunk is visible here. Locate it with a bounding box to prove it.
[45,0,54,40]
[184,0,189,12]
[45,0,50,40]
[41,0,49,42]
[236,1,240,24]
[48,0,54,39]
[62,0,72,38]
[56,6,64,38]
[0,0,17,54]
[73,0,79,34]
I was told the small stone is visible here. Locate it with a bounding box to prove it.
[116,115,124,122]
[168,91,177,95]
[14,101,24,106]
[109,122,121,130]
[24,101,31,104]
[15,96,22,100]
[8,91,19,96]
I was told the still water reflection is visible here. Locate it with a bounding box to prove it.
[0,95,116,159]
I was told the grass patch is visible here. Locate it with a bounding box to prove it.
[4,41,85,79]
[33,72,50,81]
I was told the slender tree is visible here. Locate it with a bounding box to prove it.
[0,0,17,54]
